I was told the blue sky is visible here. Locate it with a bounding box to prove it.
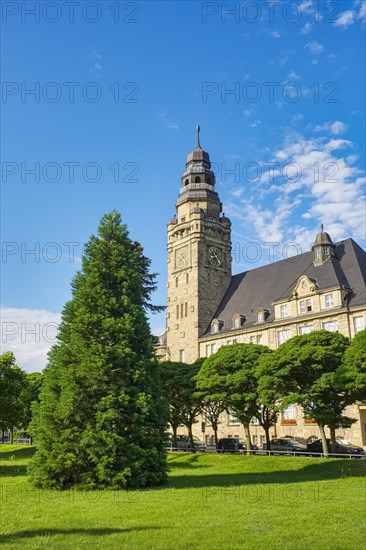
[1,0,365,371]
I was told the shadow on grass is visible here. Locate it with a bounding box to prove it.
[0,464,28,477]
[168,453,213,470]
[0,447,36,460]
[0,527,159,544]
[166,459,366,489]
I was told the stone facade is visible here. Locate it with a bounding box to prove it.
[156,131,366,449]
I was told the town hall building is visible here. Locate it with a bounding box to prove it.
[156,128,366,449]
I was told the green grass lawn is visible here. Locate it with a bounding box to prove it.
[0,446,365,549]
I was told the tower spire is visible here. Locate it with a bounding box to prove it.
[196,124,201,147]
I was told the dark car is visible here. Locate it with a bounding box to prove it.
[216,438,257,453]
[165,435,206,452]
[307,438,365,458]
[270,437,307,455]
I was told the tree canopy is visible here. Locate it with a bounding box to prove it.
[257,330,350,455]
[196,343,272,450]
[0,352,29,438]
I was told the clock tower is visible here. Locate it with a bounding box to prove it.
[165,127,232,363]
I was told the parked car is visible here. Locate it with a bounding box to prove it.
[307,438,366,458]
[216,438,257,453]
[166,435,206,452]
[269,437,307,455]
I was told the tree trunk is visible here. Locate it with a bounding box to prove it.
[213,426,218,447]
[318,424,329,457]
[1,431,4,444]
[187,424,196,453]
[243,422,252,453]
[172,424,178,448]
[329,425,337,452]
[264,426,271,452]
[10,428,14,444]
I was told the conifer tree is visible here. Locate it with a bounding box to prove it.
[29,211,168,489]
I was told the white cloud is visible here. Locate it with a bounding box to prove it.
[159,112,179,130]
[224,131,366,262]
[334,10,356,28]
[250,120,261,128]
[358,2,366,20]
[292,113,304,122]
[299,0,314,14]
[300,22,312,34]
[314,121,347,135]
[270,30,281,38]
[81,50,103,78]
[305,41,324,55]
[1,307,61,373]
[288,71,301,80]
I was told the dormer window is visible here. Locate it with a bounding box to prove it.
[255,307,269,323]
[211,319,224,333]
[232,314,245,329]
[323,246,329,256]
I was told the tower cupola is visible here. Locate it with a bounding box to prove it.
[181,125,216,188]
[312,224,336,265]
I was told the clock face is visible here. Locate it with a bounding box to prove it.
[175,246,188,268]
[208,246,222,266]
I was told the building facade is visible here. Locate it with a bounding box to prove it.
[156,130,366,448]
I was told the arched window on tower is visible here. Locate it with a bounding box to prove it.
[185,179,189,186]
[195,176,201,183]
[206,177,211,185]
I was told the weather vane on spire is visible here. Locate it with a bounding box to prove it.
[196,124,201,147]
[320,223,324,231]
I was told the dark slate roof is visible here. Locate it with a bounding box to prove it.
[203,238,366,337]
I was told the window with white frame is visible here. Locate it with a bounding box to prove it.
[257,311,264,323]
[227,410,240,425]
[234,317,241,328]
[280,304,288,318]
[211,343,216,355]
[282,404,296,420]
[250,335,257,344]
[300,325,314,335]
[257,335,262,344]
[179,349,185,362]
[278,329,291,345]
[354,316,365,334]
[322,321,339,332]
[299,298,312,314]
[325,293,334,309]
[206,344,210,357]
